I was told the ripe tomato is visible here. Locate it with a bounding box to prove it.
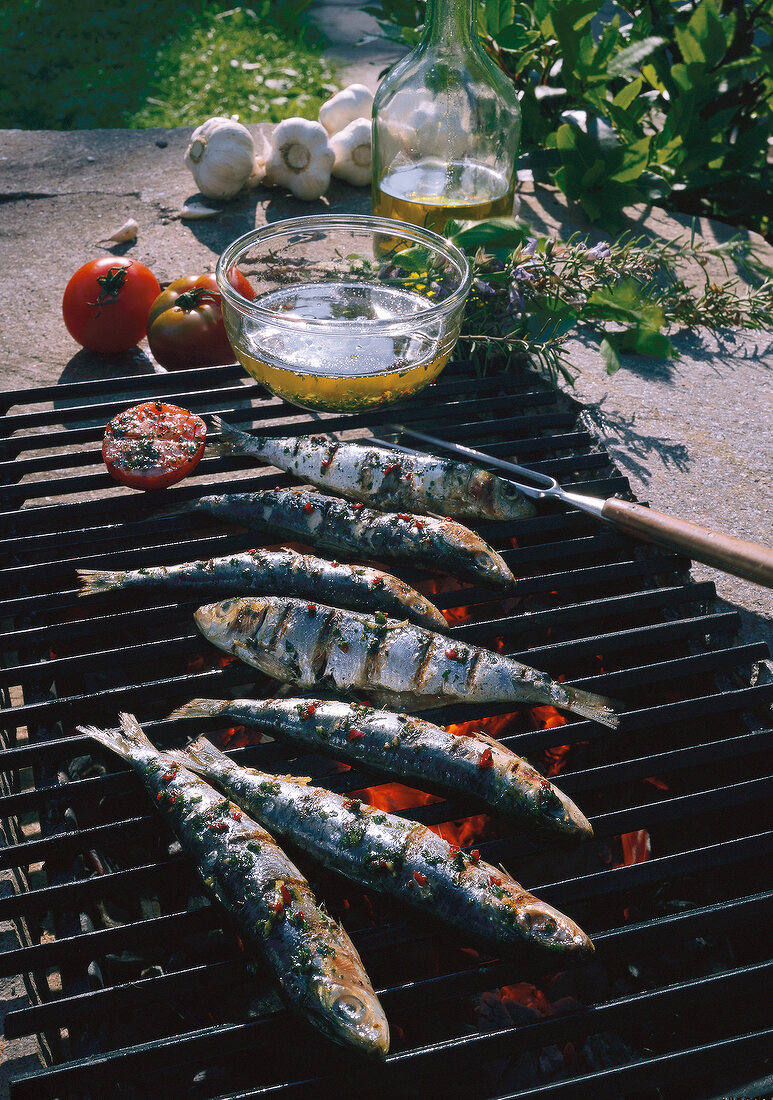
[62,258,161,354]
[102,402,207,491]
[146,268,255,371]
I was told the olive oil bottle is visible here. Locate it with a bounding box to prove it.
[372,0,521,233]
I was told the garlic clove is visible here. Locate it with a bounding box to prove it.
[179,203,220,220]
[99,218,139,244]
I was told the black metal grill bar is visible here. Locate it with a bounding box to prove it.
[2,709,770,847]
[0,381,558,446]
[6,874,770,1053]
[8,938,773,1100]
[3,825,769,983]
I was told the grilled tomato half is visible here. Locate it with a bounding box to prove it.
[102,401,206,491]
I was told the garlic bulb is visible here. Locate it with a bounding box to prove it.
[330,118,372,187]
[264,118,334,201]
[184,117,257,200]
[319,83,374,136]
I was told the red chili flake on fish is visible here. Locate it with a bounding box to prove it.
[353,502,364,510]
[302,502,314,513]
[397,513,411,521]
[445,648,458,660]
[383,463,401,475]
[348,728,364,741]
[162,770,177,783]
[300,703,317,720]
[470,850,480,864]
[478,748,494,769]
[489,874,501,887]
[231,810,242,822]
[330,560,338,567]
[306,603,317,615]
[449,844,461,856]
[280,884,292,907]
[413,871,427,887]
[414,520,424,530]
[321,458,331,468]
[372,576,384,587]
[209,820,229,832]
[339,641,349,653]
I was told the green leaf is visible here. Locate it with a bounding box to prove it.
[447,218,527,250]
[607,36,666,77]
[610,135,652,183]
[479,0,516,37]
[612,76,644,112]
[674,0,728,69]
[600,337,621,374]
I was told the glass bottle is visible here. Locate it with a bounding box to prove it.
[372,0,521,233]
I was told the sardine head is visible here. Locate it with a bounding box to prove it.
[310,975,390,1058]
[194,598,268,652]
[490,476,535,519]
[518,898,594,958]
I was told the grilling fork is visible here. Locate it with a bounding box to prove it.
[374,424,773,590]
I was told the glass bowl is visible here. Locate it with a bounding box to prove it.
[215,213,471,413]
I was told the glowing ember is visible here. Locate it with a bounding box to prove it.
[350,781,492,847]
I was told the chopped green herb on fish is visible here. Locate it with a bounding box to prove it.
[77,547,444,631]
[174,735,594,960]
[77,713,389,1057]
[193,597,620,728]
[168,697,592,840]
[211,417,534,523]
[165,487,515,590]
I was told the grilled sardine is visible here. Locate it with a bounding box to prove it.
[168,697,592,840]
[77,547,445,630]
[77,713,389,1057]
[175,735,594,960]
[212,417,534,522]
[193,597,620,728]
[169,488,515,590]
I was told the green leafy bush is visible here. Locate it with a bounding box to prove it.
[368,0,773,239]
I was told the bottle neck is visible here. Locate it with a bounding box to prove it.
[422,0,476,48]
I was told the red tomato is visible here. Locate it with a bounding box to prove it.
[102,402,206,491]
[146,268,255,371]
[62,258,161,353]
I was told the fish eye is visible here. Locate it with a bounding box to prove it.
[332,992,367,1023]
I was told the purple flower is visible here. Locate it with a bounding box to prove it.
[586,241,611,259]
[506,285,524,315]
[523,237,537,256]
[512,265,534,283]
[473,278,497,298]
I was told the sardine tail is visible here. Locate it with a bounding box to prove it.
[178,735,232,778]
[210,416,258,457]
[76,568,123,596]
[562,685,620,729]
[166,698,226,721]
[77,712,154,760]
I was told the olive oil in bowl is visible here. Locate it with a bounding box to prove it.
[233,283,453,413]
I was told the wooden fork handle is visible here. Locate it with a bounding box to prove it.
[601,497,773,589]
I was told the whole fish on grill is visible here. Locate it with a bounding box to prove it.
[211,417,535,523]
[167,487,515,590]
[193,596,620,728]
[173,734,594,960]
[77,714,389,1057]
[76,547,445,631]
[168,697,592,840]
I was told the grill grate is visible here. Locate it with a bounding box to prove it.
[1,360,772,1099]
